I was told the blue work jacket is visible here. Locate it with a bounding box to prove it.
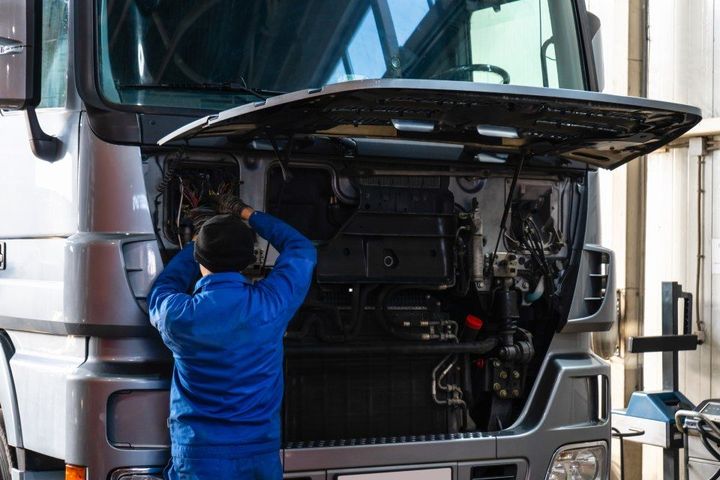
[149,211,316,459]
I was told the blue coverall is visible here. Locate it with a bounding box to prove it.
[148,211,316,480]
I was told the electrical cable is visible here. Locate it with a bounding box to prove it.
[696,420,720,480]
[610,427,625,480]
[488,154,526,275]
[176,178,185,246]
[267,133,293,183]
[152,157,170,258]
[610,427,644,480]
[700,433,720,480]
[684,425,689,480]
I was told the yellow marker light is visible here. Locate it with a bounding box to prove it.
[65,464,87,480]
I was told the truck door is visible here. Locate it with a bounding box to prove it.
[0,0,84,461]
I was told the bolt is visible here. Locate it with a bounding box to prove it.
[493,360,502,368]
[499,389,508,399]
[512,389,521,398]
[512,370,521,379]
[499,370,508,379]
[493,383,501,392]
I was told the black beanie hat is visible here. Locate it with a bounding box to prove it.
[193,214,256,273]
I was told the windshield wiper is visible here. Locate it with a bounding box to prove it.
[116,82,285,100]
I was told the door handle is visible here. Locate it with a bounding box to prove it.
[0,242,5,270]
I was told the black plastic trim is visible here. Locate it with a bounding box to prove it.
[574,0,600,92]
[25,107,61,161]
[0,332,15,360]
[626,335,699,353]
[555,171,589,331]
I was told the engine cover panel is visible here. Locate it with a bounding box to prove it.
[317,213,455,284]
[316,176,456,285]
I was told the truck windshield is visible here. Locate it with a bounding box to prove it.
[96,0,586,111]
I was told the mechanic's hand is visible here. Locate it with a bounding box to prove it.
[218,195,254,221]
[240,207,254,221]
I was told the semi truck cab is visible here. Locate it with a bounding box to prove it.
[0,1,701,479]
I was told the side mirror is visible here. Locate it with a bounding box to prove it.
[587,12,605,92]
[0,0,41,110]
[0,0,60,161]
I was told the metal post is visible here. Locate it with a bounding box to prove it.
[661,281,680,480]
[661,282,680,391]
[621,1,649,477]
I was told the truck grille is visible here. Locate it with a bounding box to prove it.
[285,431,486,449]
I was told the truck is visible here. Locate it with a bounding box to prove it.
[0,1,701,479]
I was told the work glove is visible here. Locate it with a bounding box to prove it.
[188,195,253,236]
[217,194,253,218]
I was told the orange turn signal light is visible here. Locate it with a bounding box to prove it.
[65,464,87,480]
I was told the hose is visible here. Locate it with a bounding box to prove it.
[430,353,468,431]
[284,338,500,356]
[674,411,720,480]
[524,278,545,304]
[697,421,720,480]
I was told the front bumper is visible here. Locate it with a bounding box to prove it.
[284,351,610,479]
[66,340,608,480]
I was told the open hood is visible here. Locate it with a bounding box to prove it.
[158,79,701,169]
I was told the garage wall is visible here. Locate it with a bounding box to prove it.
[641,0,716,478]
[586,1,718,478]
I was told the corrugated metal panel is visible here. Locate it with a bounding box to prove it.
[588,0,718,478]
[641,0,716,478]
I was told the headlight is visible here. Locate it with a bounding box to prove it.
[546,441,607,480]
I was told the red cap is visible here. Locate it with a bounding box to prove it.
[465,314,484,331]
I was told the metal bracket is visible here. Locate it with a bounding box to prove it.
[627,335,698,353]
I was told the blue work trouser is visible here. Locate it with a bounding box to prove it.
[164,451,282,480]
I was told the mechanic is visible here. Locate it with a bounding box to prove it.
[148,199,317,480]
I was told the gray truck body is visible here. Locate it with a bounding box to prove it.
[0,1,701,479]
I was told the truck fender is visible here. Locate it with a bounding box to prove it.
[0,333,22,447]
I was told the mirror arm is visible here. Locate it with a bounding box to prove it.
[25,107,61,162]
[540,36,554,88]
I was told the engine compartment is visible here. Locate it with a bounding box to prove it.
[144,149,588,445]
